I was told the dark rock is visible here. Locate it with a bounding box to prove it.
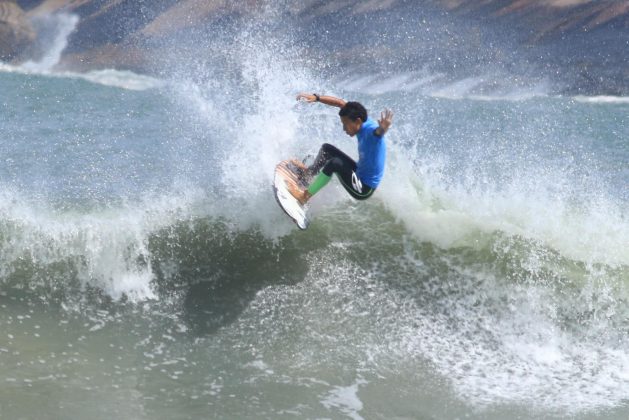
[0,0,36,60]
[11,0,629,95]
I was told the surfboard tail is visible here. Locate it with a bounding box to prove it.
[273,159,311,230]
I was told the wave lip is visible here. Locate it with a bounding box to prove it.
[0,187,207,302]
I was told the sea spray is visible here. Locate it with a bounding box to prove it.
[21,13,79,73]
[159,16,339,236]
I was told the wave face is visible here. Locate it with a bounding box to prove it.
[0,7,628,420]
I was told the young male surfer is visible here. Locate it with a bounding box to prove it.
[290,93,393,205]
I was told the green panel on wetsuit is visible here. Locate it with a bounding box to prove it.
[307,172,331,195]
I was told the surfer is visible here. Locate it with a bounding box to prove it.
[290,93,393,205]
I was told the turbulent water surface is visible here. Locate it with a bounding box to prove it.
[1,9,628,420]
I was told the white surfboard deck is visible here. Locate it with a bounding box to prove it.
[273,160,310,230]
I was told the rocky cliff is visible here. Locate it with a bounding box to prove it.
[0,0,35,59]
[3,0,628,95]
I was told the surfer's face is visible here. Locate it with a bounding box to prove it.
[340,116,362,137]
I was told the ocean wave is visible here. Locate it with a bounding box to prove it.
[0,188,203,301]
[0,180,625,303]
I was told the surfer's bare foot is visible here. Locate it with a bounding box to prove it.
[290,159,307,171]
[290,159,314,183]
[287,182,311,205]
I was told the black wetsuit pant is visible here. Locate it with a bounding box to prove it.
[308,143,375,200]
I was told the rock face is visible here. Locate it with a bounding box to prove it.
[8,0,629,94]
[434,0,629,95]
[17,0,629,53]
[439,0,629,37]
[16,0,262,70]
[0,0,35,60]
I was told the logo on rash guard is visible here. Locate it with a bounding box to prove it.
[351,172,362,192]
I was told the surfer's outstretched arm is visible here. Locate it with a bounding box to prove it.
[296,92,346,108]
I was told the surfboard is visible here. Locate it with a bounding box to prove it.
[273,159,310,230]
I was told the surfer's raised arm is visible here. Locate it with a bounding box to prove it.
[296,92,346,108]
[375,109,394,137]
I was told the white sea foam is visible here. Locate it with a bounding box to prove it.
[389,274,629,414]
[0,187,204,301]
[573,95,629,104]
[378,137,629,268]
[67,69,165,91]
[0,64,165,90]
[320,378,367,420]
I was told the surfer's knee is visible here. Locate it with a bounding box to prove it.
[322,157,343,175]
[322,143,339,154]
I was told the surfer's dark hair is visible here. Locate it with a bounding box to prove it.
[339,101,367,122]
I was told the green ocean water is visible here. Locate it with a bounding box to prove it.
[1,21,629,419]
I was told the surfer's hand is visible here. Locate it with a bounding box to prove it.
[378,109,394,134]
[296,93,317,103]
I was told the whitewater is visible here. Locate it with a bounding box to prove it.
[0,9,628,420]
